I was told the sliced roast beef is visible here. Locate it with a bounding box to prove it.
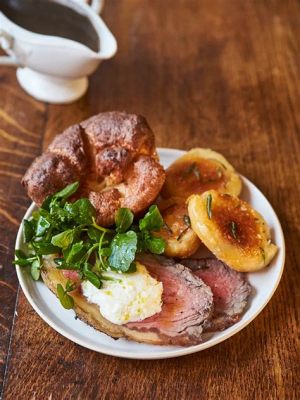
[182,258,252,331]
[126,255,213,346]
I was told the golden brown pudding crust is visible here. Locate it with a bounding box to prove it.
[22,111,165,225]
[81,112,156,154]
[22,152,80,205]
[48,124,87,175]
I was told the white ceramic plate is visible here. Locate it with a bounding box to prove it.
[15,148,285,360]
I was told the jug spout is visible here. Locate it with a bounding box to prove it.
[96,29,117,60]
[89,11,117,60]
[0,0,118,103]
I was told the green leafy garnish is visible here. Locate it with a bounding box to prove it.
[57,281,75,309]
[230,221,237,239]
[183,215,191,227]
[260,247,266,264]
[109,231,137,272]
[137,205,165,254]
[32,242,60,255]
[139,205,164,231]
[15,182,166,298]
[176,228,189,241]
[14,250,35,267]
[36,215,51,237]
[64,198,96,225]
[192,165,201,180]
[14,250,41,280]
[51,229,76,249]
[206,194,212,219]
[115,208,134,233]
[87,226,102,242]
[23,220,35,243]
[144,234,165,254]
[83,263,102,288]
[65,241,87,264]
[53,182,79,202]
[31,258,41,281]
[163,222,172,234]
[185,162,201,180]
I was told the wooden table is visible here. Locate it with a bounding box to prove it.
[0,1,299,399]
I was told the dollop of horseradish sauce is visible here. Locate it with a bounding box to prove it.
[81,262,163,325]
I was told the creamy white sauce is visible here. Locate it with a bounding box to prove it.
[81,262,163,325]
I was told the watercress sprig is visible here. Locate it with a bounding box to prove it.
[14,182,166,308]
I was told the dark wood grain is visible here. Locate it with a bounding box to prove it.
[0,66,46,393]
[1,0,299,399]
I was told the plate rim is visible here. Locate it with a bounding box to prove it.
[15,147,286,360]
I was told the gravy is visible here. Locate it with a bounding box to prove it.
[0,0,99,52]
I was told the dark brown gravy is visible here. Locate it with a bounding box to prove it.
[0,0,99,52]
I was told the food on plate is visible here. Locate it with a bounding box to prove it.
[14,182,167,282]
[42,254,214,345]
[188,190,278,271]
[14,180,254,346]
[15,112,278,348]
[158,147,241,258]
[155,197,201,258]
[81,262,163,325]
[181,258,252,331]
[161,148,242,199]
[22,112,165,226]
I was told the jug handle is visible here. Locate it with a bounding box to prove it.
[87,0,105,14]
[0,29,20,67]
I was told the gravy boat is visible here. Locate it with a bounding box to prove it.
[0,0,117,103]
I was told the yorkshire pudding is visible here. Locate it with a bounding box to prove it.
[22,112,165,226]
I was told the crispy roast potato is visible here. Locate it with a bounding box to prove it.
[155,197,201,258]
[157,148,241,258]
[188,190,278,271]
[162,148,242,199]
[41,256,166,345]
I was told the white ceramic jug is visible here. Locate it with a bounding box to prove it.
[0,0,117,103]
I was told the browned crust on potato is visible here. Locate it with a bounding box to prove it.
[154,197,201,258]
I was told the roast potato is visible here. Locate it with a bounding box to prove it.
[188,191,278,271]
[155,197,201,258]
[162,148,242,199]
